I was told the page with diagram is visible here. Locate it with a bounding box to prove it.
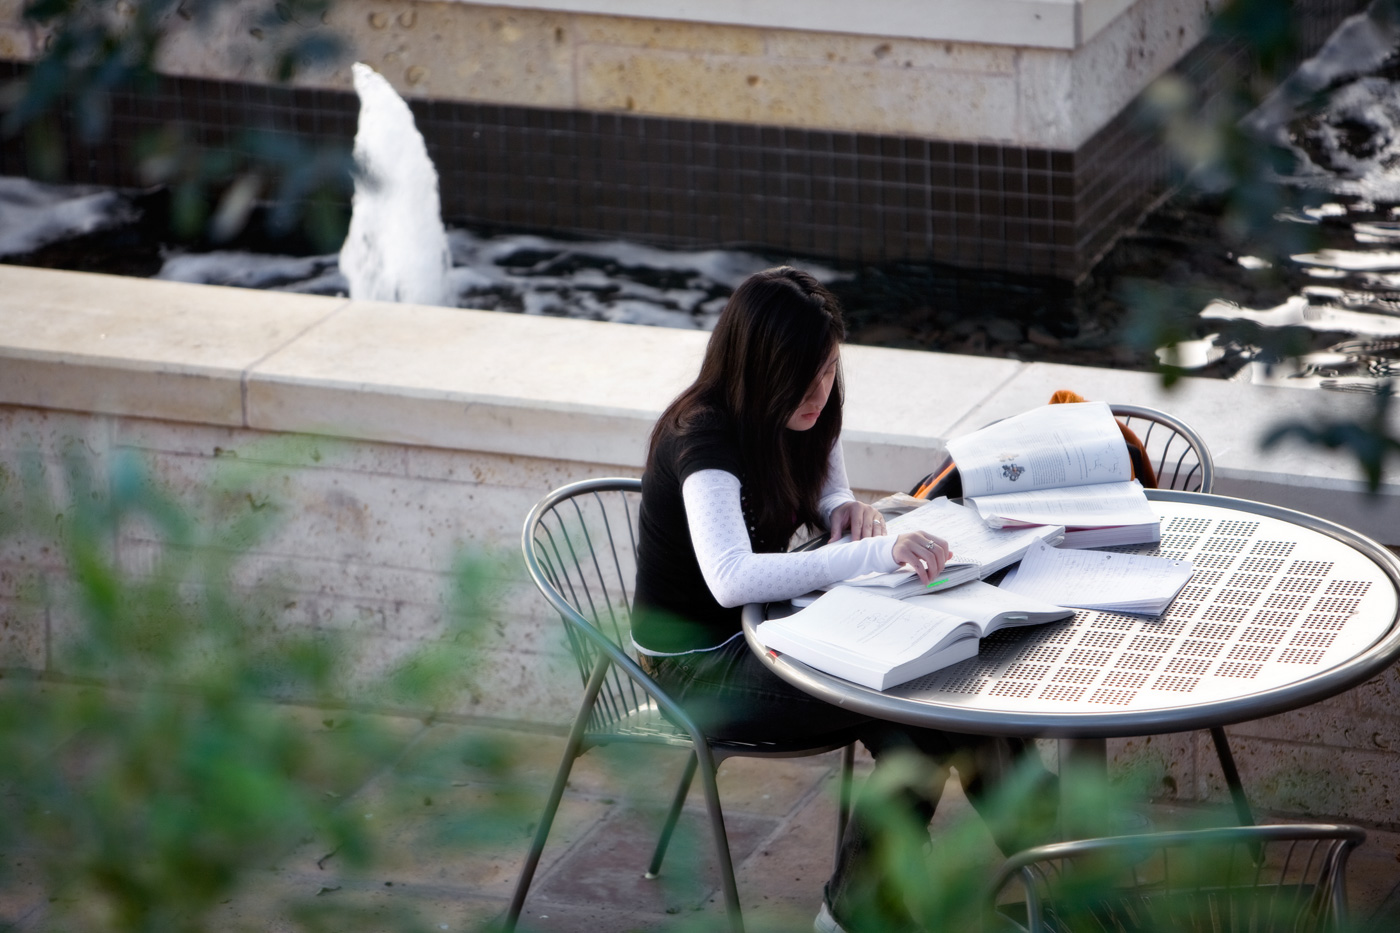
[946,401,1156,545]
[946,400,1132,497]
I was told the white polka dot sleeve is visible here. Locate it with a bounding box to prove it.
[682,468,897,609]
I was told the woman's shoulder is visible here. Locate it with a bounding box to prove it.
[657,403,731,445]
[685,404,732,434]
[659,405,741,475]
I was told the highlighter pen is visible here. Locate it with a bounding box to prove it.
[925,577,950,589]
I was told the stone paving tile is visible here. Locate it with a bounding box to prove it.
[211,872,507,933]
[731,769,847,918]
[273,705,430,800]
[294,783,615,899]
[509,899,677,933]
[712,750,846,817]
[0,853,44,931]
[530,804,776,916]
[1335,823,1400,924]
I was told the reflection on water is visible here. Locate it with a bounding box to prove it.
[1188,3,1400,391]
[1182,194,1400,392]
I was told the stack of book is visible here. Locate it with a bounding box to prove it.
[948,401,1161,548]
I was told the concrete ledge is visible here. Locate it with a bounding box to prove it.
[474,0,1137,50]
[2,262,1398,544]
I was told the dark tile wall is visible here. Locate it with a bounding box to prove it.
[0,0,1367,282]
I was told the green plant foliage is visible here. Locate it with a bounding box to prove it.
[1,0,352,250]
[0,444,518,931]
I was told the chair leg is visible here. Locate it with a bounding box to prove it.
[834,743,854,873]
[694,745,745,933]
[1211,726,1255,827]
[646,749,699,879]
[503,738,582,932]
[504,661,610,933]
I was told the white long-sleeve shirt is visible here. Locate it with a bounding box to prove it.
[681,442,897,609]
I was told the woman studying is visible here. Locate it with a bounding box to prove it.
[632,267,1053,932]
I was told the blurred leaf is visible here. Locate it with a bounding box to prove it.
[1263,380,1400,490]
[5,0,350,246]
[0,442,519,932]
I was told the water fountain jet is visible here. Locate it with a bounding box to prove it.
[338,62,452,307]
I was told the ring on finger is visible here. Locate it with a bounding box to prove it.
[873,519,884,525]
[923,541,939,551]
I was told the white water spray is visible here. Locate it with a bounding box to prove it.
[338,62,452,306]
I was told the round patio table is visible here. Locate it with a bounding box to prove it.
[742,490,1400,795]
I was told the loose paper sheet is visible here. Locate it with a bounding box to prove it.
[997,539,1192,613]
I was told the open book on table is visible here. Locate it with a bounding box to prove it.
[757,582,1073,690]
[946,400,1161,548]
[794,497,1064,606]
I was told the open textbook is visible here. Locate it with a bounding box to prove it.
[945,401,1161,547]
[795,497,1064,605]
[998,538,1193,615]
[757,582,1073,690]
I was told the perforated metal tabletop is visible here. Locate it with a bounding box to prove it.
[742,490,1400,738]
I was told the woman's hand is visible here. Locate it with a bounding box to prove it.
[892,532,953,585]
[828,501,888,543]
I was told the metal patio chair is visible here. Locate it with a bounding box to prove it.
[1110,403,1214,494]
[986,823,1366,933]
[506,477,858,933]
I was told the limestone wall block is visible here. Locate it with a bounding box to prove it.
[1350,663,1400,718]
[1218,694,1387,750]
[323,0,576,105]
[1107,730,1199,800]
[0,595,45,669]
[760,30,1016,75]
[399,444,637,492]
[128,447,532,572]
[441,640,581,722]
[114,418,408,476]
[0,405,115,494]
[153,0,279,85]
[0,0,34,61]
[1017,0,1216,149]
[0,268,343,427]
[575,12,763,55]
[576,43,1018,139]
[8,0,1232,148]
[1199,733,1400,824]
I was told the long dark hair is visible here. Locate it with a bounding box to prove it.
[648,266,847,549]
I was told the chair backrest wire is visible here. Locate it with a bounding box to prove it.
[1112,405,1214,494]
[990,824,1363,933]
[525,480,649,733]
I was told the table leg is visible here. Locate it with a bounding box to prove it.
[1058,738,1107,839]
